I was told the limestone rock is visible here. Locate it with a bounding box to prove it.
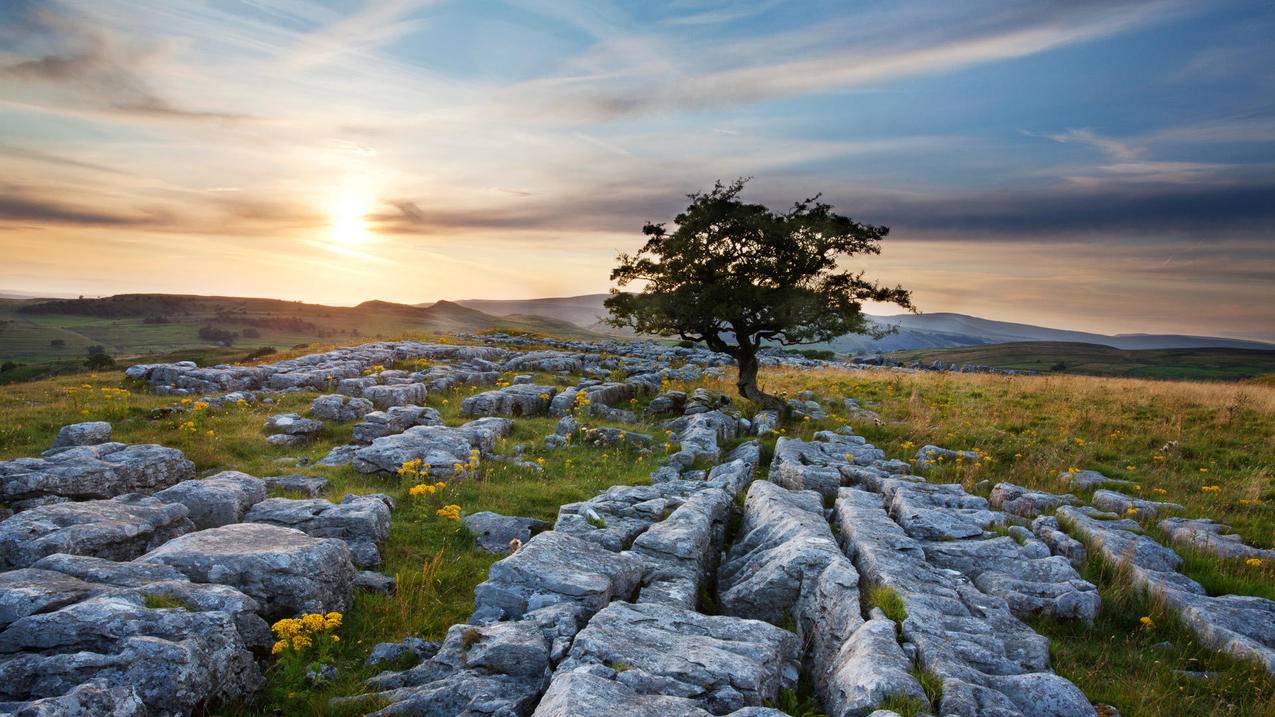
[989,482,1079,519]
[50,422,112,450]
[0,443,195,504]
[154,471,266,530]
[263,474,329,497]
[244,494,390,568]
[309,394,374,422]
[463,511,551,554]
[362,382,428,409]
[462,384,557,418]
[264,413,323,437]
[1158,517,1275,561]
[139,523,355,620]
[0,495,194,569]
[1091,489,1184,519]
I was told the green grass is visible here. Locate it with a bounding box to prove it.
[889,341,1275,381]
[865,584,907,624]
[1,350,1273,716]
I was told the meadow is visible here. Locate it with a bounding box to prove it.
[0,349,1271,716]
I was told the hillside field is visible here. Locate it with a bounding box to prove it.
[892,341,1275,381]
[0,339,1271,716]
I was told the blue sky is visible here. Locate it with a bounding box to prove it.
[1,0,1272,339]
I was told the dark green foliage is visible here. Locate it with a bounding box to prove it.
[605,178,911,409]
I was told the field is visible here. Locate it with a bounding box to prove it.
[891,341,1275,380]
[0,343,1272,716]
[0,295,598,377]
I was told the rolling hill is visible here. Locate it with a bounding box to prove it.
[891,342,1275,380]
[0,294,599,364]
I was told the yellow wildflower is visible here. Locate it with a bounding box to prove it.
[1246,558,1263,567]
[1140,616,1154,629]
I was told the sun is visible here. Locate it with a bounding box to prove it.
[328,194,371,245]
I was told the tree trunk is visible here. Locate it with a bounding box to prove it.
[735,348,787,414]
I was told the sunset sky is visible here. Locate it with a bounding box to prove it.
[1,0,1273,340]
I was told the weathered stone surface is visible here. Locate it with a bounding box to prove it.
[471,530,645,623]
[244,494,390,568]
[1158,517,1275,561]
[1058,469,1134,491]
[580,426,652,448]
[364,637,440,668]
[263,473,329,497]
[264,413,323,436]
[921,537,1100,621]
[0,591,262,715]
[630,487,733,609]
[913,444,980,468]
[558,601,799,713]
[821,615,926,717]
[768,432,884,497]
[0,680,145,717]
[463,512,551,554]
[0,443,195,504]
[351,404,442,443]
[1091,489,1184,519]
[0,495,194,569]
[50,422,113,450]
[751,411,779,436]
[989,482,1080,519]
[835,488,1091,716]
[718,481,845,623]
[154,471,266,530]
[1060,506,1275,672]
[1030,515,1087,568]
[663,410,737,467]
[462,384,557,418]
[555,482,703,552]
[352,418,512,476]
[355,571,397,595]
[533,669,790,717]
[882,480,1001,541]
[645,390,687,417]
[139,523,355,620]
[310,394,374,422]
[363,382,428,409]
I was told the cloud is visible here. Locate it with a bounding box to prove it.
[1036,128,1142,161]
[0,192,164,227]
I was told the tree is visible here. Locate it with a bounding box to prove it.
[605,178,913,412]
[85,346,115,369]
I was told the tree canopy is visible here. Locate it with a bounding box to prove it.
[605,178,913,410]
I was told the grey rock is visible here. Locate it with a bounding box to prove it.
[0,680,145,717]
[533,669,790,717]
[139,523,355,620]
[822,617,927,717]
[989,482,1080,519]
[263,473,329,497]
[463,512,551,554]
[912,444,980,469]
[50,422,112,450]
[352,419,511,476]
[555,601,800,713]
[0,442,195,504]
[462,384,557,418]
[263,413,323,436]
[555,416,579,436]
[471,530,645,622]
[580,427,652,448]
[365,637,439,668]
[355,571,397,594]
[316,445,358,467]
[363,383,428,409]
[630,487,733,609]
[244,494,391,568]
[309,394,374,421]
[0,495,194,569]
[1158,517,1275,561]
[154,471,266,529]
[1091,489,1184,519]
[1058,469,1134,491]
[352,405,442,443]
[1030,515,1088,568]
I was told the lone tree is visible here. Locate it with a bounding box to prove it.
[605,179,913,412]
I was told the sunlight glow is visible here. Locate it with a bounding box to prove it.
[328,194,372,246]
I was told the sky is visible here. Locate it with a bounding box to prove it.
[1,0,1273,341]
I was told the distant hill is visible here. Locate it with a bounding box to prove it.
[450,294,1273,352]
[891,342,1275,381]
[0,294,598,363]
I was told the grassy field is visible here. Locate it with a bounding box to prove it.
[0,294,599,372]
[0,351,1272,715]
[890,341,1275,381]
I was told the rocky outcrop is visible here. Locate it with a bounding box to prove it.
[245,494,392,568]
[309,393,374,421]
[139,523,355,620]
[0,495,194,569]
[463,512,551,554]
[363,383,428,410]
[49,422,112,450]
[154,471,267,530]
[1158,517,1275,561]
[0,442,194,505]
[630,487,733,610]
[989,482,1080,519]
[352,418,512,476]
[351,404,442,443]
[1090,489,1184,519]
[462,384,557,418]
[1059,506,1275,672]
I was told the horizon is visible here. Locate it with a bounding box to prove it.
[2,1,1273,342]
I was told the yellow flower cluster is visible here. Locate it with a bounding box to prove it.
[179,421,197,433]
[362,364,386,376]
[1246,558,1263,567]
[270,612,342,655]
[1139,615,1154,629]
[1200,485,1222,493]
[409,481,447,497]
[192,401,210,411]
[99,387,131,400]
[436,504,461,521]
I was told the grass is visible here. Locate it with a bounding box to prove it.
[1,351,1273,715]
[865,584,907,624]
[889,341,1275,381]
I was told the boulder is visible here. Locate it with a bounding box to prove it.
[0,443,195,504]
[555,601,800,713]
[352,405,442,443]
[263,413,322,437]
[0,495,194,569]
[50,422,112,450]
[989,482,1079,519]
[352,419,512,476]
[363,383,428,409]
[1058,469,1134,491]
[154,471,266,529]
[309,394,374,421]
[139,523,355,620]
[1158,517,1275,561]
[244,494,391,568]
[461,384,557,418]
[533,669,789,717]
[1091,489,1184,519]
[463,512,551,554]
[0,681,145,716]
[263,474,329,498]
